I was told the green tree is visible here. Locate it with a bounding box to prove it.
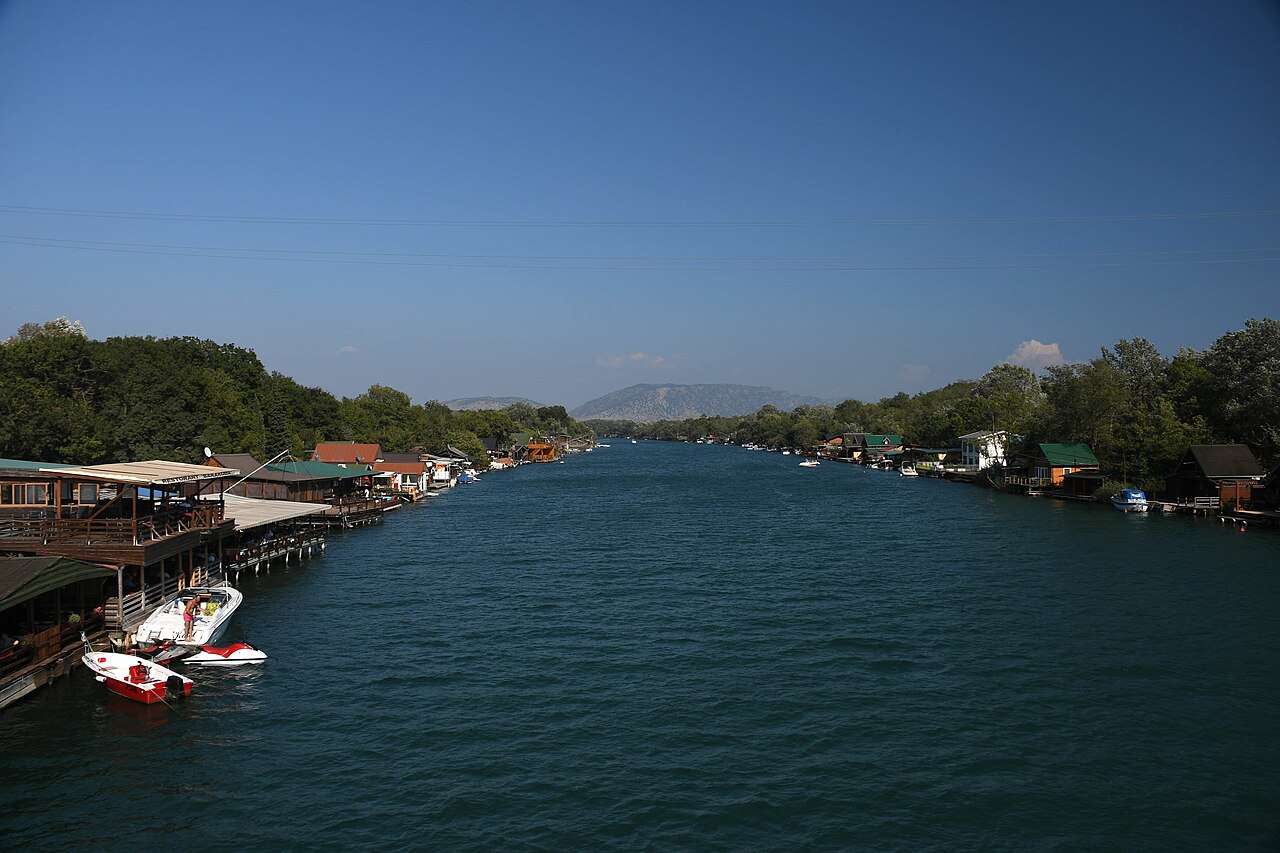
[1201,318,1280,464]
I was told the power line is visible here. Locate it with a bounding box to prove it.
[2,204,1279,228]
[3,236,1278,271]
[2,233,1278,263]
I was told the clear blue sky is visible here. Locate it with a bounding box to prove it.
[2,1,1278,408]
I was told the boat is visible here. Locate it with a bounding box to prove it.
[135,586,243,647]
[82,639,192,704]
[1110,489,1149,512]
[133,639,189,663]
[899,463,919,477]
[799,458,820,467]
[184,642,268,666]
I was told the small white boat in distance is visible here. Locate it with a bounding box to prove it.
[899,463,918,477]
[135,586,243,647]
[184,642,268,666]
[799,458,820,467]
[1111,489,1149,512]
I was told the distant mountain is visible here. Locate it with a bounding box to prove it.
[445,396,545,411]
[571,383,826,423]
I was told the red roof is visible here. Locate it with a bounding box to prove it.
[373,461,425,475]
[312,442,381,464]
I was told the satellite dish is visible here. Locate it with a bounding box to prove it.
[203,447,213,459]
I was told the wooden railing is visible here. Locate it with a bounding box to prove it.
[0,504,223,545]
[1172,496,1219,509]
[0,611,105,679]
[1002,476,1054,489]
[102,566,222,630]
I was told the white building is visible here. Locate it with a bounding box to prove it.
[959,430,1009,470]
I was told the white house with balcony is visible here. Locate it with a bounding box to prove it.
[959,430,1009,470]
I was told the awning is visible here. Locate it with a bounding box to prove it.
[205,494,331,531]
[39,460,240,485]
[0,556,116,612]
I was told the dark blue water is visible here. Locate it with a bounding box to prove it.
[3,441,1278,851]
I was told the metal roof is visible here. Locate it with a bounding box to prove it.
[312,442,381,464]
[38,460,240,485]
[270,460,371,480]
[212,494,331,531]
[0,457,74,470]
[1037,444,1100,466]
[1185,445,1264,479]
[0,556,116,612]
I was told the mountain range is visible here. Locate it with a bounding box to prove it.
[570,383,827,423]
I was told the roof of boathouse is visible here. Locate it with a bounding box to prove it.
[1180,445,1265,480]
[0,457,74,472]
[208,453,318,483]
[1035,444,1100,467]
[207,494,331,530]
[0,556,117,612]
[311,442,381,464]
[270,460,372,480]
[39,460,239,485]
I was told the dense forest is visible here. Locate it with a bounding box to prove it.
[2,318,1276,493]
[0,319,591,470]
[585,319,1280,494]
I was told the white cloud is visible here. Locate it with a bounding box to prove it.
[1006,339,1065,370]
[338,345,360,354]
[596,351,668,368]
[899,363,930,384]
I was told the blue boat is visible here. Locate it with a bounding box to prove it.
[1110,488,1149,512]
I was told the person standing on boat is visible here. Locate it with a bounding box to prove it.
[182,594,208,641]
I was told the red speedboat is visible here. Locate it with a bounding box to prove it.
[82,648,192,704]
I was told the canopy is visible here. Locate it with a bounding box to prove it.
[0,556,116,612]
[39,460,239,485]
[210,494,331,531]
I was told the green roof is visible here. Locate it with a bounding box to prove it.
[864,435,903,447]
[0,556,116,611]
[1038,443,1099,466]
[0,458,73,470]
[269,460,371,480]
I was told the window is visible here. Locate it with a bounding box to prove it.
[79,484,98,504]
[0,482,49,505]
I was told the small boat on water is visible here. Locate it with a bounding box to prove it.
[135,586,243,647]
[184,642,268,666]
[899,463,918,477]
[799,458,820,467]
[82,639,192,704]
[1111,489,1149,512]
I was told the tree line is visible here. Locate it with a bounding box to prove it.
[585,319,1280,494]
[0,319,591,469]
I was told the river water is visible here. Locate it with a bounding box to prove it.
[3,441,1278,851]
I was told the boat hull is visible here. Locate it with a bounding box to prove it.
[135,586,243,647]
[184,642,267,666]
[83,651,192,704]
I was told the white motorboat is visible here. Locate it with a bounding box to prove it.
[82,639,192,704]
[899,463,919,477]
[799,459,820,467]
[1111,489,1149,512]
[135,586,243,647]
[184,642,268,666]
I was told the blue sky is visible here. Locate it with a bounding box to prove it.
[2,1,1278,408]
